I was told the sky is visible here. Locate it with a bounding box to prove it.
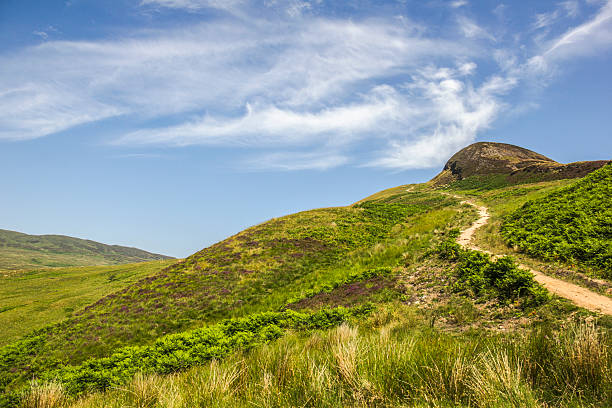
[0,0,611,257]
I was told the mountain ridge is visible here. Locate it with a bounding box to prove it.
[0,228,173,271]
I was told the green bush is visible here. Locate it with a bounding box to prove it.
[58,317,611,408]
[436,241,549,307]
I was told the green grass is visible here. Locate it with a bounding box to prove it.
[0,229,173,272]
[30,305,611,408]
[502,163,612,278]
[0,260,176,346]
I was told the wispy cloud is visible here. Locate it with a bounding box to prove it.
[450,0,468,8]
[245,150,349,171]
[456,16,496,41]
[532,1,580,31]
[117,86,403,147]
[543,0,612,59]
[32,31,48,39]
[0,18,473,153]
[561,0,580,18]
[368,69,513,169]
[139,0,246,13]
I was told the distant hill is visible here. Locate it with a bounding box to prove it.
[431,142,609,187]
[0,229,173,271]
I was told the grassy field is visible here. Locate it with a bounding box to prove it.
[0,260,176,346]
[0,229,173,271]
[448,179,575,255]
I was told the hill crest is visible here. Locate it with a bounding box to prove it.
[431,142,609,186]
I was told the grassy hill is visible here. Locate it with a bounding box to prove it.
[0,229,173,271]
[1,144,610,408]
[0,260,176,346]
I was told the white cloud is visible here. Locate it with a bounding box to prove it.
[561,1,580,18]
[32,31,48,39]
[493,4,507,19]
[369,68,509,169]
[450,0,468,8]
[533,10,560,30]
[140,0,246,12]
[457,61,477,75]
[0,84,120,140]
[245,151,349,171]
[117,87,403,147]
[0,18,472,148]
[532,1,580,31]
[456,16,496,41]
[543,0,612,59]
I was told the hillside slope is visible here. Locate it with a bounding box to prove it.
[0,190,477,402]
[431,142,609,187]
[0,260,176,346]
[501,163,612,278]
[0,229,173,271]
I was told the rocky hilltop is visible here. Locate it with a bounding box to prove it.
[431,142,609,186]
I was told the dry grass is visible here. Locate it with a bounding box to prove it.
[21,382,67,408]
[469,350,538,407]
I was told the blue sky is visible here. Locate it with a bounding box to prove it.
[1,0,611,257]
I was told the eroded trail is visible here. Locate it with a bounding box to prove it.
[453,195,612,315]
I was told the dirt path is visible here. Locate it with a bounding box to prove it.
[453,195,612,315]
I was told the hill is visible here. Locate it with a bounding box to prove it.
[0,229,173,271]
[1,143,610,408]
[431,142,609,188]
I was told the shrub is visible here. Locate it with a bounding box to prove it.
[435,241,549,307]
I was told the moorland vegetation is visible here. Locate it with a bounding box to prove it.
[2,144,610,407]
[502,163,612,278]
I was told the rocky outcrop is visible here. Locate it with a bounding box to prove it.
[431,142,609,186]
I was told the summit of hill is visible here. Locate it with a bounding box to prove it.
[431,141,609,186]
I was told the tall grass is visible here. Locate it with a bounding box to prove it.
[20,382,66,408]
[54,307,610,408]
